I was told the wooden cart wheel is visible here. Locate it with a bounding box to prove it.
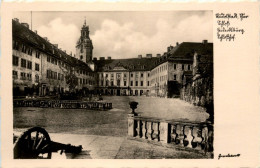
[14,127,52,159]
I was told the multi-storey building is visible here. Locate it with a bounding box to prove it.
[12,19,96,97]
[93,55,157,96]
[12,18,213,99]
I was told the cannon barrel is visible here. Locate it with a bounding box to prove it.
[48,141,82,154]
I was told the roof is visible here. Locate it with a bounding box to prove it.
[168,42,213,61]
[12,19,93,72]
[93,57,158,72]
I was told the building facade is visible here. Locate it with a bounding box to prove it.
[12,19,96,97]
[12,18,213,100]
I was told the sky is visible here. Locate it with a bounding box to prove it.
[13,11,213,59]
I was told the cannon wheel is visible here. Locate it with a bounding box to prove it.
[14,127,52,159]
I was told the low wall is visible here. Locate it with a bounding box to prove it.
[13,99,112,110]
[128,114,213,153]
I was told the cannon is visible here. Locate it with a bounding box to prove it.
[13,127,82,159]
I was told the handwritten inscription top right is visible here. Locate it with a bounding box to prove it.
[216,13,249,42]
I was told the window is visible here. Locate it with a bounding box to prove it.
[147,81,149,86]
[27,73,32,81]
[131,81,133,86]
[61,74,64,81]
[188,65,191,70]
[116,73,121,79]
[20,72,26,80]
[174,64,177,70]
[22,44,27,53]
[58,73,61,80]
[13,41,19,50]
[46,70,50,78]
[174,74,177,80]
[36,51,40,58]
[27,48,33,56]
[124,73,127,78]
[54,59,57,65]
[35,74,39,82]
[21,59,26,68]
[35,63,40,71]
[106,80,109,86]
[141,73,143,78]
[80,78,82,84]
[105,74,108,78]
[131,73,133,78]
[141,81,143,86]
[13,56,19,66]
[54,72,57,79]
[27,61,32,69]
[80,56,83,60]
[182,64,184,70]
[13,70,18,79]
[110,81,113,86]
[51,57,55,64]
[148,73,150,77]
[135,81,138,86]
[117,80,120,86]
[124,81,127,86]
[47,56,50,62]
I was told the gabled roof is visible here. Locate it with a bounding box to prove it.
[12,19,93,72]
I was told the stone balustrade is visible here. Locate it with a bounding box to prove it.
[128,114,213,153]
[13,99,112,110]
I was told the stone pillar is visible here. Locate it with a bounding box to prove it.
[160,122,170,144]
[128,113,135,137]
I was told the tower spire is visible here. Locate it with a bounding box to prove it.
[84,17,86,26]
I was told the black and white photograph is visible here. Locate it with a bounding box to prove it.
[11,11,214,159]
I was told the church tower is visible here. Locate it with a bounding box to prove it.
[76,19,93,63]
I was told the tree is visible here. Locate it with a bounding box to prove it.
[65,71,78,93]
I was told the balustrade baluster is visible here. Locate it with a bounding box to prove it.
[201,126,208,151]
[183,126,193,147]
[170,124,177,143]
[135,120,142,138]
[152,122,159,141]
[142,121,147,139]
[146,122,152,140]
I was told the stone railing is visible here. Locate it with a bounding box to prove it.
[13,99,112,110]
[128,114,213,153]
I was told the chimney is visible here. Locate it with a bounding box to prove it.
[100,57,105,60]
[203,40,208,44]
[107,56,111,60]
[157,54,161,58]
[64,50,66,53]
[13,18,19,22]
[93,57,97,61]
[70,52,72,56]
[176,42,179,46]
[74,54,76,57]
[43,37,48,41]
[21,23,29,29]
[53,44,58,48]
[34,30,38,34]
[146,54,152,58]
[138,55,142,59]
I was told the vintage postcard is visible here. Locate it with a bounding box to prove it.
[1,1,259,167]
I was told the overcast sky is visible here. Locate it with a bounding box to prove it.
[13,11,212,59]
